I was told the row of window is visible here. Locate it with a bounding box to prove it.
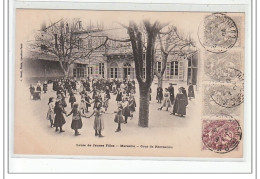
[73,61,182,79]
[156,61,179,78]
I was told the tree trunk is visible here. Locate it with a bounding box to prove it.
[64,70,69,78]
[138,85,150,127]
[157,75,163,88]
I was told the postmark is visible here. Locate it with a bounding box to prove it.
[198,13,238,53]
[203,52,244,82]
[209,84,244,108]
[202,119,242,154]
[202,84,242,116]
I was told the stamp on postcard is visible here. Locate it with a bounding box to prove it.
[198,13,238,53]
[202,119,242,153]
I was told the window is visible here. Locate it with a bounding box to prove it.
[175,62,178,75]
[165,61,178,79]
[188,59,192,67]
[115,68,118,78]
[157,62,161,73]
[170,61,179,77]
[99,63,104,78]
[110,68,114,78]
[170,62,174,75]
[88,67,93,75]
[73,69,76,77]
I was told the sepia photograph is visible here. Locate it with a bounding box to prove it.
[14,9,245,158]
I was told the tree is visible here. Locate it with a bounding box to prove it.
[31,19,107,78]
[154,26,195,88]
[126,20,166,127]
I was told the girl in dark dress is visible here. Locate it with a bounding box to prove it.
[29,84,35,100]
[69,92,76,108]
[43,81,48,93]
[116,89,123,103]
[36,81,42,91]
[171,88,187,117]
[105,86,111,99]
[122,97,130,124]
[129,93,136,113]
[67,103,86,136]
[54,101,67,132]
[60,92,67,108]
[156,87,163,103]
[188,83,195,100]
[114,103,124,132]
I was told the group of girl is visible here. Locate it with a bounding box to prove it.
[46,80,136,137]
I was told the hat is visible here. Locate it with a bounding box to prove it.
[48,97,54,104]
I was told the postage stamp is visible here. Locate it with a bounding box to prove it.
[202,119,242,154]
[202,83,243,116]
[198,13,238,53]
[203,52,244,82]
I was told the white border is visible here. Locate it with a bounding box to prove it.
[7,0,253,174]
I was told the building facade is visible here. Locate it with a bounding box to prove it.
[24,21,198,85]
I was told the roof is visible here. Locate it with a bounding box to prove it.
[25,50,90,65]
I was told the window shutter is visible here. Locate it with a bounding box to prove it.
[178,61,184,81]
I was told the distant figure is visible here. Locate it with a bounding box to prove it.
[129,93,136,115]
[43,81,48,93]
[46,97,55,128]
[158,88,171,111]
[188,82,195,100]
[84,92,92,113]
[122,97,130,124]
[86,103,105,137]
[156,86,163,103]
[168,83,175,105]
[116,89,123,103]
[114,103,124,132]
[53,101,66,132]
[36,81,42,92]
[69,92,76,108]
[67,103,86,136]
[171,88,187,117]
[29,84,35,100]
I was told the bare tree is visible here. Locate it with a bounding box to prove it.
[125,20,166,127]
[154,26,195,88]
[31,19,108,78]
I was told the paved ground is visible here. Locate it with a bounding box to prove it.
[14,80,205,157]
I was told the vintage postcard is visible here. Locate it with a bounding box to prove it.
[14,9,245,158]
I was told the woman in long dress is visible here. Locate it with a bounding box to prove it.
[171,88,187,117]
[158,88,171,111]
